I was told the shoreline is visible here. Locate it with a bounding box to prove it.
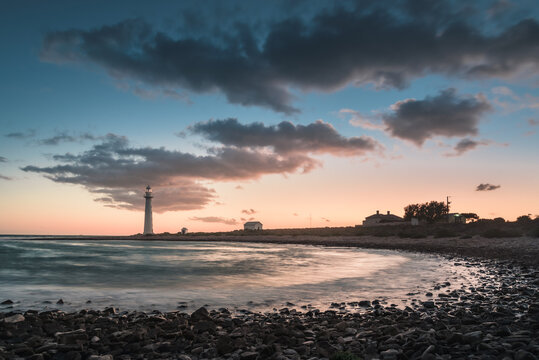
[1,257,538,359]
[9,234,539,267]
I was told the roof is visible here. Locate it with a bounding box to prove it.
[365,213,403,221]
[244,221,262,225]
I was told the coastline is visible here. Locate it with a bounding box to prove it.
[14,234,539,267]
[1,256,538,359]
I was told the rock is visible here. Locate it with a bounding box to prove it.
[216,335,235,355]
[55,329,88,345]
[240,351,259,360]
[4,314,25,323]
[88,356,114,360]
[57,298,64,304]
[515,350,538,360]
[193,319,216,332]
[1,299,13,305]
[463,331,482,344]
[359,300,371,307]
[191,306,211,321]
[422,301,436,308]
[178,356,192,360]
[380,349,401,360]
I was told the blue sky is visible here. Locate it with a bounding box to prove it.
[1,0,538,234]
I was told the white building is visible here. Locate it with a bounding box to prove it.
[244,221,263,230]
[143,185,154,235]
[362,210,404,227]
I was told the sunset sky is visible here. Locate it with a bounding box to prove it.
[1,0,538,235]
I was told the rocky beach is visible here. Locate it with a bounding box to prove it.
[1,239,538,360]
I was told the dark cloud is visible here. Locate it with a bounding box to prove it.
[91,184,215,212]
[241,208,256,215]
[39,132,99,146]
[476,183,501,191]
[21,133,321,212]
[383,89,491,145]
[190,118,381,156]
[40,3,539,113]
[445,138,491,156]
[0,174,12,181]
[0,156,7,163]
[5,130,36,139]
[189,216,238,226]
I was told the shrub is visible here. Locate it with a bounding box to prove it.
[482,229,521,238]
[434,229,458,238]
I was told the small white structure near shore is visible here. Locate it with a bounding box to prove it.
[244,221,263,230]
[362,210,404,227]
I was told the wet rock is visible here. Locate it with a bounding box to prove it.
[57,298,64,304]
[1,299,13,305]
[55,329,88,345]
[463,331,482,344]
[3,314,25,323]
[191,306,211,321]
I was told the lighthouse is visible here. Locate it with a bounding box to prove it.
[143,185,154,235]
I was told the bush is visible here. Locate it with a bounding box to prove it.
[434,229,458,238]
[516,215,532,224]
[482,229,521,238]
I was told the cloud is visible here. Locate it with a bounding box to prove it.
[241,208,256,215]
[39,132,99,146]
[476,183,501,191]
[0,174,12,181]
[5,130,36,139]
[445,138,492,156]
[382,89,491,145]
[189,216,238,226]
[190,118,382,156]
[0,156,7,163]
[39,2,539,113]
[235,185,244,190]
[529,119,539,126]
[21,133,324,212]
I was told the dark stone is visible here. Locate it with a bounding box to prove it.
[216,335,235,355]
[190,306,211,321]
[57,298,64,304]
[1,299,14,305]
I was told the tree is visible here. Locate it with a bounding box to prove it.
[516,215,532,224]
[404,201,449,223]
[461,213,479,221]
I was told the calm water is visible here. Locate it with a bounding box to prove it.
[0,238,478,312]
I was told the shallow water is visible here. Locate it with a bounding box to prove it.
[0,238,479,312]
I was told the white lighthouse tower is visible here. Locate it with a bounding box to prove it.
[143,185,154,235]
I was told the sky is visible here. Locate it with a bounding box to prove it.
[1,0,538,235]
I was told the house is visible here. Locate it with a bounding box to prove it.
[362,210,404,226]
[447,213,466,224]
[244,221,263,230]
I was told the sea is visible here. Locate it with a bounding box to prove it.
[0,237,480,313]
